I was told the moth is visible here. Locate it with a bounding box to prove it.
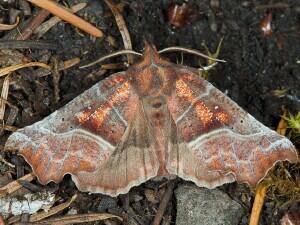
[5,44,298,197]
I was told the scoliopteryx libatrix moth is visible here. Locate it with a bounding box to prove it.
[5,44,298,196]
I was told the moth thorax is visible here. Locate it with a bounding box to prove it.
[142,96,169,129]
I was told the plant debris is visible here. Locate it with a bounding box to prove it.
[259,12,273,37]
[0,191,55,218]
[167,3,199,28]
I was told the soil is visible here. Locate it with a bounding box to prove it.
[0,0,299,224]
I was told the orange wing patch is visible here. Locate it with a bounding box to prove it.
[175,78,217,127]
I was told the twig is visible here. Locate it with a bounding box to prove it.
[104,0,133,64]
[126,206,147,225]
[255,3,290,10]
[25,0,103,37]
[34,57,80,77]
[0,75,10,121]
[249,183,268,225]
[0,62,50,77]
[0,155,15,168]
[0,40,60,50]
[152,180,176,225]
[17,9,51,40]
[34,3,87,39]
[30,194,78,222]
[50,56,60,103]
[0,173,35,198]
[0,17,20,31]
[28,213,122,225]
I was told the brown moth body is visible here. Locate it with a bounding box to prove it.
[5,44,298,196]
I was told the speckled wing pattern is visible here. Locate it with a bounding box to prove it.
[166,67,298,187]
[5,72,159,196]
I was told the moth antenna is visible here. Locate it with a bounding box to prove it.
[158,46,226,63]
[80,50,142,69]
[198,62,218,71]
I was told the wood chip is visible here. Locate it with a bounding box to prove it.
[0,75,10,121]
[0,173,35,198]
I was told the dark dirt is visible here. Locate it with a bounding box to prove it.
[0,0,299,224]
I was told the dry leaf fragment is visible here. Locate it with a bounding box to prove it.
[259,12,273,36]
[168,3,199,27]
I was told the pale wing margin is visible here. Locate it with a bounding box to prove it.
[166,67,298,187]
